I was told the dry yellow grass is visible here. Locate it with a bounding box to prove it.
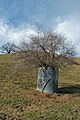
[0,54,80,120]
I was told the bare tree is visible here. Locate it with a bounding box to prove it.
[16,29,76,70]
[1,42,16,54]
[15,28,78,93]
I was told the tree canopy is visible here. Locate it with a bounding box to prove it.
[16,28,77,70]
[1,42,16,54]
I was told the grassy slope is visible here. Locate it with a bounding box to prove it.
[0,54,80,120]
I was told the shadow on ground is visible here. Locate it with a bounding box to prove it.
[58,85,80,94]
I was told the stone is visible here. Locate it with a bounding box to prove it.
[37,67,59,93]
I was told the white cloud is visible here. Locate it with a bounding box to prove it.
[0,18,36,47]
[55,14,80,56]
[0,15,80,56]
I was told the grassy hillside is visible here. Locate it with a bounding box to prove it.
[0,54,80,120]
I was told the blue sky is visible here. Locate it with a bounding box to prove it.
[0,0,80,27]
[0,0,80,56]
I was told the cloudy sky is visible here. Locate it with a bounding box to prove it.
[0,0,80,56]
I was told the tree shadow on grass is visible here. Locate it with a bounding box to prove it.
[58,85,80,94]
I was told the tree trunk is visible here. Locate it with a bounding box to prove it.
[37,67,59,93]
